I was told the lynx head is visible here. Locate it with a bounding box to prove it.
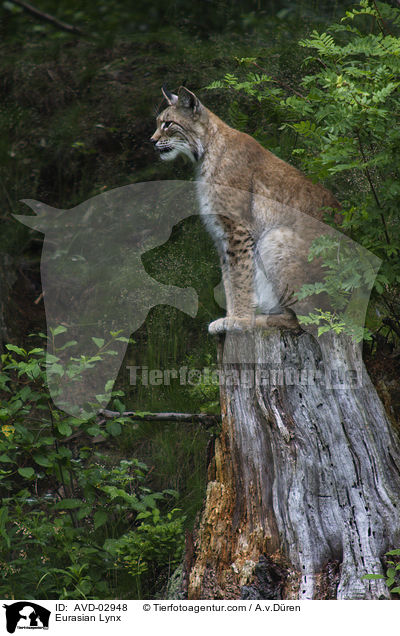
[151,86,208,162]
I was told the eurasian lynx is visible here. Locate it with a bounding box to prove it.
[151,86,340,334]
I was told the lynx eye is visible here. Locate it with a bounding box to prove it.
[161,121,173,130]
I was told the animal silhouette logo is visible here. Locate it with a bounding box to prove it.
[3,602,50,633]
[15,182,199,416]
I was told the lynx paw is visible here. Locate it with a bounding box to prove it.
[208,317,254,335]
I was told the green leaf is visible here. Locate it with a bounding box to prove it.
[163,489,179,499]
[94,510,108,529]
[33,454,52,467]
[6,344,26,356]
[58,340,78,351]
[87,426,103,437]
[45,353,60,363]
[136,511,152,520]
[92,337,105,348]
[106,421,122,437]
[46,363,64,377]
[18,467,35,479]
[57,421,72,436]
[77,504,92,520]
[362,573,385,580]
[51,326,67,336]
[113,399,125,414]
[54,498,83,509]
[40,436,55,445]
[105,379,114,392]
[0,454,14,463]
[18,386,32,402]
[56,447,72,460]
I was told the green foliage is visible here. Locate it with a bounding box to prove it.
[184,354,220,415]
[207,1,400,341]
[0,333,185,599]
[295,234,380,341]
[105,508,184,597]
[283,0,400,329]
[207,65,289,150]
[362,549,400,595]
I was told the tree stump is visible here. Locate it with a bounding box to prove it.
[187,327,400,600]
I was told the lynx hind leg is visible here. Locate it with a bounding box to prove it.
[270,285,297,313]
[255,309,299,330]
[255,227,310,315]
[208,310,299,334]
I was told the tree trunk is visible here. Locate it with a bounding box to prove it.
[187,327,400,600]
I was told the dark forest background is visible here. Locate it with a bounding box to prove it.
[1,0,400,599]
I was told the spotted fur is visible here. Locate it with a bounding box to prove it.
[151,87,340,333]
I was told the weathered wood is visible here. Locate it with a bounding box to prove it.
[188,327,400,600]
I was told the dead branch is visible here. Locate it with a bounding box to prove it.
[8,0,84,35]
[98,409,220,428]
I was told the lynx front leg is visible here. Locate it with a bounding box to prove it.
[208,229,300,335]
[209,231,257,334]
[220,255,234,316]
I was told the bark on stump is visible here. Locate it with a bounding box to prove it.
[187,327,400,600]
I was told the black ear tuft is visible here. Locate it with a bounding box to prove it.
[162,85,173,101]
[161,86,178,106]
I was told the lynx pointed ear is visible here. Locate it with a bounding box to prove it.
[177,87,202,114]
[162,86,178,106]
